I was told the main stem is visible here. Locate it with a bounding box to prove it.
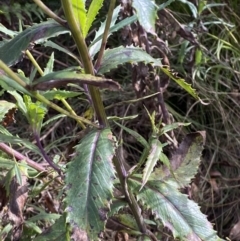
[61,0,108,127]
[61,0,146,233]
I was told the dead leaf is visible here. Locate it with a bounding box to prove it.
[0,182,8,212]
[71,227,89,241]
[230,219,240,241]
[8,176,28,241]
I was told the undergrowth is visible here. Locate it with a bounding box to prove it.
[0,0,239,240]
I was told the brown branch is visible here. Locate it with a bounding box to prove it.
[0,143,46,173]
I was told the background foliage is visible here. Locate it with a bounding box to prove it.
[0,0,239,240]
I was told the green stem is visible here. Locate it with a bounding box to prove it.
[0,60,97,127]
[25,50,86,129]
[94,0,116,71]
[0,60,27,88]
[33,0,67,27]
[61,0,108,127]
[60,0,147,234]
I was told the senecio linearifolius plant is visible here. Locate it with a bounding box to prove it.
[0,0,224,240]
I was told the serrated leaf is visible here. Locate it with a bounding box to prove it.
[152,132,206,187]
[0,157,15,169]
[0,100,16,123]
[71,0,86,35]
[89,5,121,58]
[171,132,206,187]
[0,20,69,66]
[160,66,199,100]
[98,46,162,74]
[31,69,121,91]
[108,199,128,217]
[24,95,47,133]
[89,14,137,53]
[42,90,82,101]
[98,47,204,103]
[34,215,69,241]
[129,178,224,241]
[132,0,157,33]
[65,128,116,240]
[141,139,165,189]
[84,0,104,37]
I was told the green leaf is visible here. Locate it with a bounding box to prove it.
[159,152,171,169]
[44,41,81,66]
[0,223,12,240]
[0,133,41,155]
[0,157,15,169]
[89,14,137,53]
[0,71,32,95]
[112,213,140,233]
[42,90,82,101]
[34,215,69,241]
[28,212,60,223]
[98,46,162,75]
[30,69,121,91]
[0,24,18,37]
[24,95,47,133]
[114,121,149,148]
[42,114,66,127]
[160,122,191,135]
[71,0,87,35]
[44,52,54,75]
[160,66,205,103]
[170,132,206,187]
[178,0,197,18]
[144,107,156,133]
[132,0,157,33]
[24,221,42,234]
[4,166,15,195]
[108,199,128,217]
[129,178,224,241]
[141,139,164,189]
[98,46,203,103]
[0,20,69,66]
[7,90,27,115]
[0,100,16,123]
[14,161,23,185]
[65,128,116,240]
[158,0,176,10]
[84,0,104,37]
[89,5,121,58]
[152,132,206,187]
